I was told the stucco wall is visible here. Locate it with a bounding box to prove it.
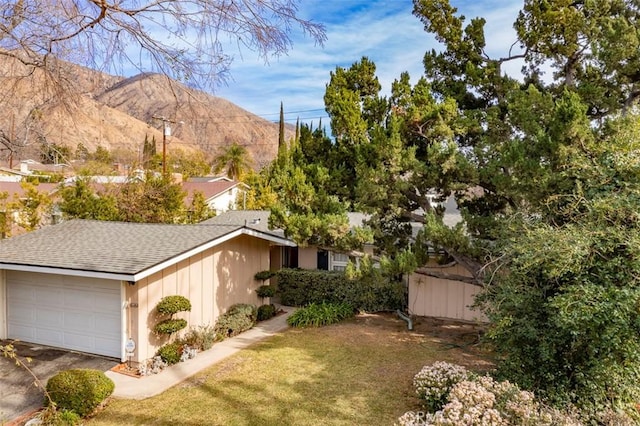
[127,234,270,362]
[298,247,317,269]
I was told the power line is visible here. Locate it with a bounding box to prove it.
[256,108,326,117]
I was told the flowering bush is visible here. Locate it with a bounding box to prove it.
[180,345,198,362]
[138,356,168,376]
[413,361,470,412]
[398,363,584,426]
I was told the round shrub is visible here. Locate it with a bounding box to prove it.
[256,285,276,298]
[156,295,192,315]
[46,369,114,417]
[154,318,188,335]
[157,342,182,365]
[257,304,277,321]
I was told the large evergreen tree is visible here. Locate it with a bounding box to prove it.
[271,0,640,417]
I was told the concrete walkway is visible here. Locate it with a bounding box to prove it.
[106,308,293,400]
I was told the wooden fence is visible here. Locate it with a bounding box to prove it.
[408,263,487,322]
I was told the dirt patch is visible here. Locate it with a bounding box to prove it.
[327,312,493,371]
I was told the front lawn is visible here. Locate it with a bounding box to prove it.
[88,313,491,426]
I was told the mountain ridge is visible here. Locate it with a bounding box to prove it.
[0,56,291,170]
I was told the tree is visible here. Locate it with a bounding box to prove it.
[91,146,113,165]
[166,151,211,180]
[40,141,71,165]
[268,0,640,417]
[0,191,13,238]
[115,173,187,223]
[142,134,157,169]
[58,177,119,221]
[187,191,215,224]
[477,114,640,415]
[212,143,253,181]
[278,102,286,148]
[0,1,326,92]
[14,182,51,232]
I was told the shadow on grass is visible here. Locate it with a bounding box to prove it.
[89,313,491,425]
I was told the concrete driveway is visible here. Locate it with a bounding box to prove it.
[0,340,119,424]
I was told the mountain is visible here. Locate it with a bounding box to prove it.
[0,55,291,169]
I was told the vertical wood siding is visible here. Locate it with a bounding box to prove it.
[408,264,487,323]
[129,234,270,362]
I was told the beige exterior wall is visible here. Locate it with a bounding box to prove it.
[0,270,5,339]
[408,263,487,323]
[298,247,317,269]
[126,234,270,363]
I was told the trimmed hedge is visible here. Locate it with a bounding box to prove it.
[277,268,404,312]
[214,303,257,339]
[46,369,114,417]
[156,342,182,365]
[154,318,188,335]
[156,295,192,315]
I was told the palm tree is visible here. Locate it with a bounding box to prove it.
[212,142,253,180]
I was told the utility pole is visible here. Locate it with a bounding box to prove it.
[152,116,176,175]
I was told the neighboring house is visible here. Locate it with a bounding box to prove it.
[62,174,248,215]
[0,167,29,182]
[0,219,294,363]
[182,179,249,214]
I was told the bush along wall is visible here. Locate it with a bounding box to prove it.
[214,303,257,339]
[153,295,192,365]
[276,268,403,312]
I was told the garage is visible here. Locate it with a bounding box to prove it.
[6,271,122,358]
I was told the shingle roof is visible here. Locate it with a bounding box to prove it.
[182,181,245,204]
[201,210,286,238]
[0,220,242,276]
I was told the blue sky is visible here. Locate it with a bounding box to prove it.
[214,0,524,127]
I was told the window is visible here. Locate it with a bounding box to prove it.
[331,252,349,271]
[283,247,298,268]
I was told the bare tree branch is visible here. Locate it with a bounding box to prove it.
[0,0,326,91]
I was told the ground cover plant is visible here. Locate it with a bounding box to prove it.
[87,314,491,426]
[287,301,354,327]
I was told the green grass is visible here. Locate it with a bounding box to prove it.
[88,314,490,426]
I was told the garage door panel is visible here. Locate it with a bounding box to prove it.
[36,308,64,327]
[64,312,94,331]
[7,272,122,358]
[8,303,35,323]
[35,328,64,347]
[8,323,35,340]
[94,315,120,335]
[36,287,63,305]
[7,285,34,302]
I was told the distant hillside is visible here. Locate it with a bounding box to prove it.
[0,56,292,170]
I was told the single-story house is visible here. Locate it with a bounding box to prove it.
[0,219,294,363]
[202,210,374,272]
[207,206,486,323]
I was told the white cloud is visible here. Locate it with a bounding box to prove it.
[215,0,526,125]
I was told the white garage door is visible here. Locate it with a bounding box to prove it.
[7,271,122,358]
